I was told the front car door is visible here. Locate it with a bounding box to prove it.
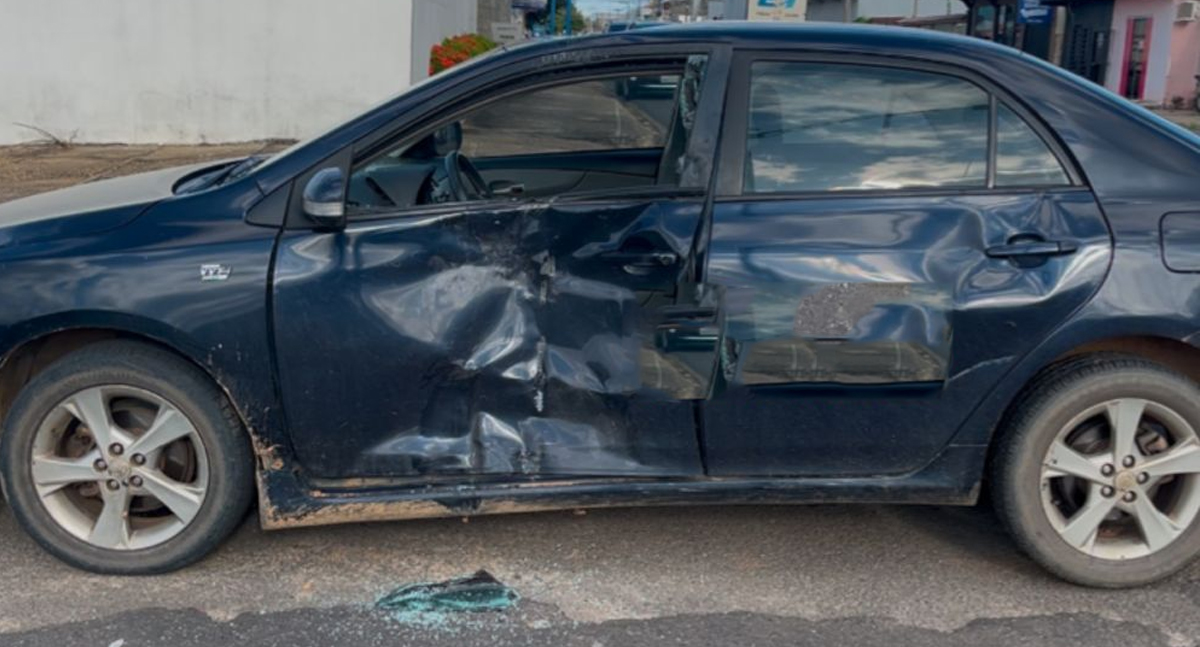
[271,47,728,480]
[700,53,1112,476]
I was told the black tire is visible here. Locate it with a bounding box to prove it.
[0,340,254,574]
[992,354,1200,587]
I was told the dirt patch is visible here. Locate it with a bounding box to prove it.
[0,141,294,203]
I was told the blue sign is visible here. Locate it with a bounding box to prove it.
[1018,0,1052,25]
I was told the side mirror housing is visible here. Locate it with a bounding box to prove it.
[302,167,346,229]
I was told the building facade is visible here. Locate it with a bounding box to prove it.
[722,0,964,20]
[1106,0,1200,104]
[965,0,1114,84]
[963,0,1200,105]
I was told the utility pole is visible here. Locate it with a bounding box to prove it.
[549,0,558,34]
[565,0,573,34]
[843,0,853,22]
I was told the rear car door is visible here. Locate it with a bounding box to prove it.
[700,53,1113,476]
[271,50,728,479]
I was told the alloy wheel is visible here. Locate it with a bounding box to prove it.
[1040,397,1200,559]
[29,385,209,550]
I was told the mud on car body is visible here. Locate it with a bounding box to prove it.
[2,23,1200,587]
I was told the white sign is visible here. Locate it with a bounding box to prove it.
[490,22,524,44]
[748,0,807,22]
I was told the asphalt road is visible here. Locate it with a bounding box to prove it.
[2,501,1199,646]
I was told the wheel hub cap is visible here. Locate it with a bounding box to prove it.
[29,385,209,551]
[1040,397,1200,560]
[106,457,133,482]
[1114,470,1137,492]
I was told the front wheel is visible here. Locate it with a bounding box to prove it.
[0,341,254,574]
[992,355,1200,587]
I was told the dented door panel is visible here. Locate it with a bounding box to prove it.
[701,190,1111,476]
[272,198,714,479]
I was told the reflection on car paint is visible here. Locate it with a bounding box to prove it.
[732,282,949,384]
[701,190,1112,476]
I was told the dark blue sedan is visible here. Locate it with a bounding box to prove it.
[2,22,1199,587]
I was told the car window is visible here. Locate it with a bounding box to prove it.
[995,103,1070,186]
[344,58,712,215]
[459,74,680,158]
[744,62,989,193]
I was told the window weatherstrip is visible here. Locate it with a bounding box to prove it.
[987,94,998,190]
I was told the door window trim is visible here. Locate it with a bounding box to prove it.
[340,185,709,228]
[715,51,1085,199]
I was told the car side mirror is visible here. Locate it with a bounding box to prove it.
[302,167,346,229]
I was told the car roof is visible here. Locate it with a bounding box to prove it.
[605,21,668,33]
[559,20,1019,61]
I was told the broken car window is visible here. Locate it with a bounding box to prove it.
[346,63,701,214]
[458,75,680,158]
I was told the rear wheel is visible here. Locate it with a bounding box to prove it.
[0,341,253,574]
[993,355,1200,587]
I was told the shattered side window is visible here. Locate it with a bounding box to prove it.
[666,54,709,186]
[678,55,707,132]
[346,60,707,213]
[458,73,683,158]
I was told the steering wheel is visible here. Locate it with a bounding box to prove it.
[443,151,493,202]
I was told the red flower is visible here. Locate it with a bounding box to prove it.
[428,33,497,75]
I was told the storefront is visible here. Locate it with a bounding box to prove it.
[964,0,1114,84]
[1106,0,1200,104]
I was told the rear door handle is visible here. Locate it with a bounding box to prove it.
[985,240,1078,259]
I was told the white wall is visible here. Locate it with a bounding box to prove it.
[859,0,965,18]
[0,0,475,144]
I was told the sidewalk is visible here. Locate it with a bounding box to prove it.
[1152,109,1200,133]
